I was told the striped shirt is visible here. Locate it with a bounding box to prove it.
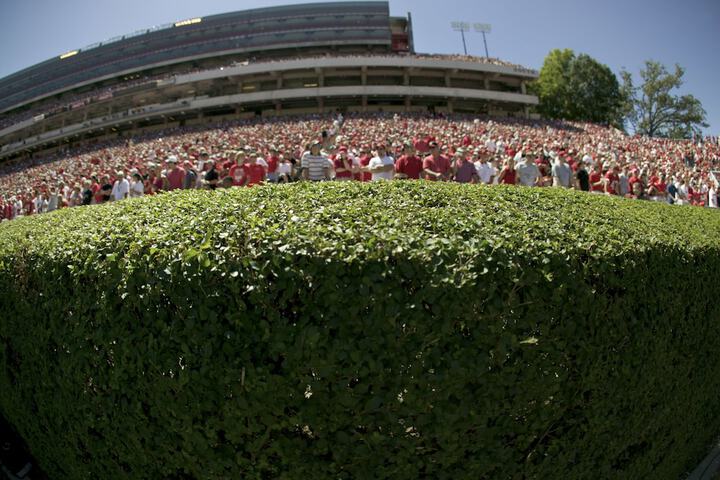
[301,153,329,181]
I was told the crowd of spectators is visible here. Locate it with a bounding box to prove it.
[1,111,719,221]
[0,52,534,132]
[0,75,168,132]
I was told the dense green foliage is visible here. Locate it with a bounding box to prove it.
[1,182,720,479]
[620,60,708,139]
[533,49,624,126]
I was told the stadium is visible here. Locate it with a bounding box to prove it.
[0,1,537,161]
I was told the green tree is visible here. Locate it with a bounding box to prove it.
[620,61,708,138]
[533,49,623,126]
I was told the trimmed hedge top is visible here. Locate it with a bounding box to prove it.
[1,182,720,479]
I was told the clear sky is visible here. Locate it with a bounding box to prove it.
[1,0,718,133]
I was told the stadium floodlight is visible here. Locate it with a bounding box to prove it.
[473,23,492,58]
[451,21,492,58]
[450,21,471,55]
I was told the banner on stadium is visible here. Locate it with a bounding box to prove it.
[33,114,45,122]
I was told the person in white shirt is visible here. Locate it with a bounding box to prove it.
[708,183,718,208]
[367,145,395,181]
[111,171,130,201]
[129,173,145,198]
[473,149,496,184]
[551,155,572,188]
[34,192,47,214]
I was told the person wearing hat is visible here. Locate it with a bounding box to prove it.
[301,141,330,181]
[367,144,395,181]
[422,141,451,181]
[452,148,479,184]
[333,146,356,181]
[166,155,186,191]
[395,143,422,180]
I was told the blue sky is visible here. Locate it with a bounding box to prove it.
[1,0,718,133]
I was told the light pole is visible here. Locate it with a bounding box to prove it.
[450,21,470,55]
[450,22,492,58]
[474,23,492,58]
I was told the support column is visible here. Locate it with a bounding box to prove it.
[361,66,367,86]
[404,96,411,112]
[361,96,368,112]
[403,70,410,86]
[318,97,324,114]
[521,81,527,95]
[276,75,283,89]
[445,73,451,88]
[447,99,454,114]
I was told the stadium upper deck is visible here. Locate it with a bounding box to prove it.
[0,2,406,113]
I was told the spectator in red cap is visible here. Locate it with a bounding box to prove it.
[333,146,356,181]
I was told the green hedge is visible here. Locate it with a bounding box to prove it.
[1,182,720,479]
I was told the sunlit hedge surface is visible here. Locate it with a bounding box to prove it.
[1,182,719,479]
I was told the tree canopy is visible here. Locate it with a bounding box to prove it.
[533,49,623,127]
[620,61,708,139]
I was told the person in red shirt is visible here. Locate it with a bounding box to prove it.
[413,134,432,154]
[333,146,355,181]
[229,152,247,186]
[266,146,280,183]
[647,173,667,198]
[604,165,620,195]
[628,169,643,195]
[356,147,372,182]
[147,162,168,193]
[589,161,605,193]
[165,156,186,190]
[243,155,267,187]
[497,157,517,185]
[395,143,423,179]
[422,142,451,181]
